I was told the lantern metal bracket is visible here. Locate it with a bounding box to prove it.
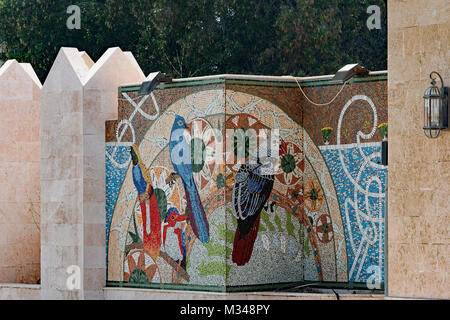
[432,72,449,130]
[443,86,449,129]
[423,71,448,138]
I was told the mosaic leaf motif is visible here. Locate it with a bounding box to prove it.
[190,138,206,173]
[198,261,226,277]
[260,209,275,232]
[216,173,226,189]
[281,154,296,174]
[304,232,311,257]
[232,129,254,159]
[129,269,150,285]
[155,188,167,222]
[203,240,224,258]
[127,214,141,247]
[285,212,296,239]
[274,213,283,233]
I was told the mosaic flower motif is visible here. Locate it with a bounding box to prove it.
[224,113,265,173]
[186,118,219,191]
[321,127,333,145]
[378,122,388,141]
[315,214,333,244]
[287,183,303,206]
[123,249,160,284]
[277,141,303,185]
[304,178,324,212]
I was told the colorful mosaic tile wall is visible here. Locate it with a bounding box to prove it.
[105,75,387,291]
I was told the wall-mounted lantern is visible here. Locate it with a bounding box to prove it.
[423,71,448,138]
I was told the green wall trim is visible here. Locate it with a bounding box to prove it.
[106,281,227,292]
[118,74,387,93]
[225,74,387,88]
[226,280,383,292]
[106,280,383,293]
[119,78,225,93]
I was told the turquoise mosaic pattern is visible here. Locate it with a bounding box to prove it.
[320,143,386,284]
[106,145,131,244]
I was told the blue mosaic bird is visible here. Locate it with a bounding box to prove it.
[169,115,210,243]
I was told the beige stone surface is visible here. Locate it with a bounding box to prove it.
[0,60,41,284]
[0,284,40,300]
[387,0,449,299]
[40,47,145,300]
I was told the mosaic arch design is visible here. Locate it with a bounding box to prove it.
[106,87,349,288]
[303,128,348,282]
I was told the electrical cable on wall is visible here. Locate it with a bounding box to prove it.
[290,75,349,106]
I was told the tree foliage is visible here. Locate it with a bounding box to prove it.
[0,0,386,82]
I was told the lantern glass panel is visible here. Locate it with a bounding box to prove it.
[431,97,440,127]
[424,98,430,127]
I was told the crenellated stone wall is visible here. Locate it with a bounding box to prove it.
[0,60,41,284]
[40,47,145,299]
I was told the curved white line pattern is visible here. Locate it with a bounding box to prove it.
[106,92,161,168]
[335,95,386,283]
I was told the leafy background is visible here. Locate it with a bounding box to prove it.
[0,0,387,84]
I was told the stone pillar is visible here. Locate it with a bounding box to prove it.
[387,0,449,299]
[0,60,41,284]
[40,47,145,299]
[82,48,145,299]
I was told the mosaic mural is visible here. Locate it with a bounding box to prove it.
[105,76,387,291]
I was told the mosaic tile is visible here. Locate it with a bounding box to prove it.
[105,77,387,291]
